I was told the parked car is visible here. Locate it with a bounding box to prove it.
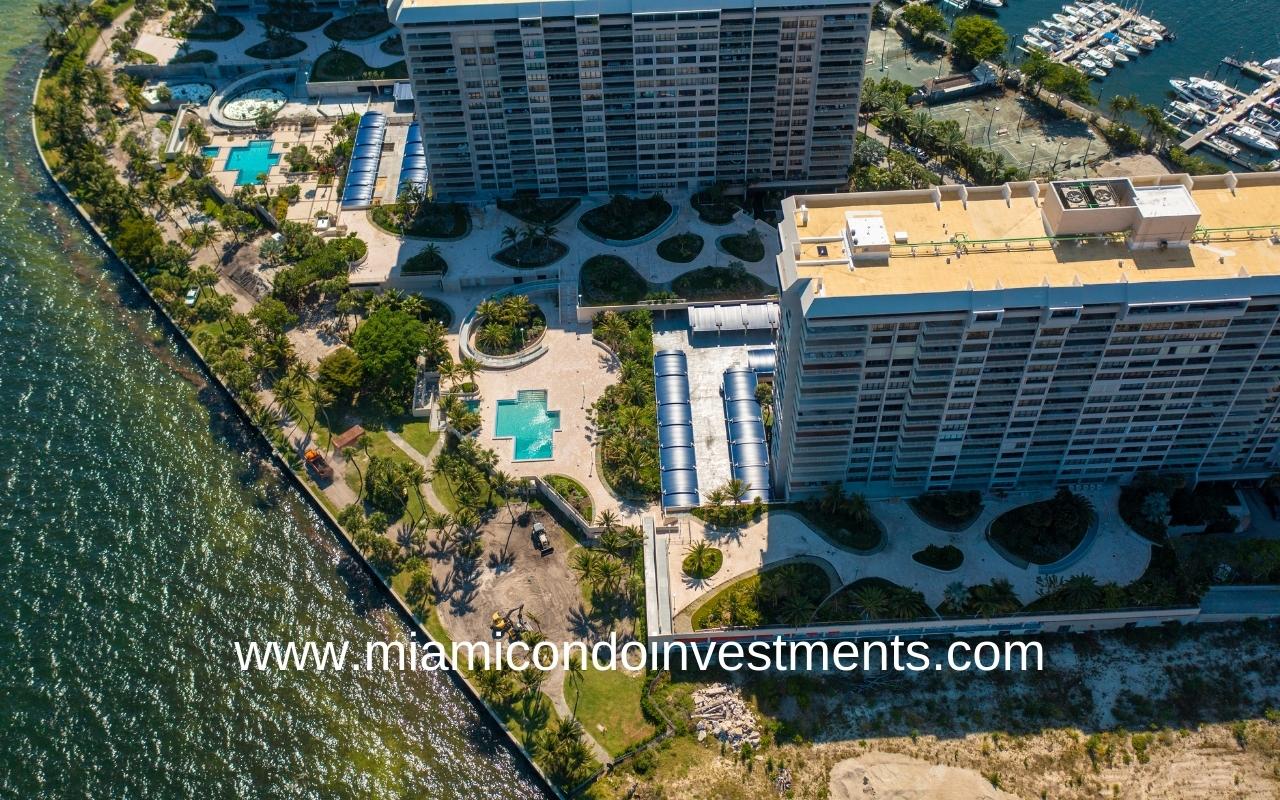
[531,522,553,556]
[184,287,200,307]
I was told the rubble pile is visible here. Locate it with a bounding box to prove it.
[691,683,760,750]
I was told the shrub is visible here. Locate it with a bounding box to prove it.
[691,562,833,629]
[656,233,704,263]
[909,490,983,530]
[681,544,723,579]
[401,247,448,275]
[580,255,649,306]
[912,544,964,571]
[370,202,468,239]
[671,265,770,302]
[989,488,1094,565]
[245,36,307,59]
[815,576,933,622]
[579,194,672,242]
[323,11,394,41]
[718,231,765,262]
[171,48,216,63]
[497,195,579,225]
[691,187,740,224]
[312,50,407,81]
[184,13,243,40]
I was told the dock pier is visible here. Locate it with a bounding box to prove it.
[1177,76,1280,153]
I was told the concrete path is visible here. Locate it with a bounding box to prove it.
[383,428,450,514]
[666,485,1154,626]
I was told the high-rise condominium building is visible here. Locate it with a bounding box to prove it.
[771,172,1280,499]
[388,0,871,199]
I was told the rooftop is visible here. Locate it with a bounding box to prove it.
[782,172,1280,299]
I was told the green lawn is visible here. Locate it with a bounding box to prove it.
[567,667,656,757]
[342,430,429,523]
[397,420,438,460]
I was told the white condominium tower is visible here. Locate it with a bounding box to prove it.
[771,172,1280,499]
[388,0,871,199]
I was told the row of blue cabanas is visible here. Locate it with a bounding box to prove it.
[396,122,427,198]
[339,111,387,210]
[722,365,771,503]
[654,350,699,509]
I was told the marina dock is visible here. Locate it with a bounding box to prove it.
[1178,76,1280,153]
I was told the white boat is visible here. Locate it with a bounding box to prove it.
[1169,100,1212,125]
[974,0,1003,9]
[1103,33,1140,56]
[1225,123,1279,153]
[1170,77,1229,109]
[942,0,968,11]
[1103,44,1130,63]
[1085,65,1107,79]
[1119,30,1156,51]
[1129,23,1163,41]
[1207,136,1241,157]
[1023,34,1054,51]
[1247,109,1280,138]
[1052,14,1087,34]
[1028,30,1063,50]
[1087,49,1115,68]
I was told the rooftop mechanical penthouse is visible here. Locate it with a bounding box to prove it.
[388,0,871,199]
[771,172,1280,499]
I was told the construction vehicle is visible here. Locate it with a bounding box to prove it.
[303,448,333,480]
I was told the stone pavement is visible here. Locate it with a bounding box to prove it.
[666,485,1154,627]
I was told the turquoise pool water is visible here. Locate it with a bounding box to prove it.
[494,390,560,461]
[200,146,219,160]
[225,140,279,185]
[464,398,481,412]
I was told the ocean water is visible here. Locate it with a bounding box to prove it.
[0,5,545,798]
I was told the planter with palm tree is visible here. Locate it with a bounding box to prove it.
[590,311,661,500]
[716,229,766,262]
[471,294,546,357]
[690,560,834,630]
[815,576,935,623]
[655,232,704,263]
[579,193,674,242]
[493,223,568,269]
[401,243,448,276]
[682,541,724,580]
[988,488,1095,566]
[794,483,885,553]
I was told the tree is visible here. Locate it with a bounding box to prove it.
[351,307,427,411]
[951,15,1008,66]
[900,3,945,36]
[1043,63,1094,106]
[250,296,298,335]
[316,346,363,407]
[686,540,714,578]
[364,454,416,515]
[966,578,1021,618]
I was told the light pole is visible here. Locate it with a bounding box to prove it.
[962,107,974,142]
[880,23,889,71]
[1081,137,1093,177]
[1051,138,1065,171]
[986,105,1000,146]
[1028,140,1039,175]
[1015,104,1026,143]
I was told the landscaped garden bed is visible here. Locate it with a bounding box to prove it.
[591,311,660,500]
[909,490,983,531]
[370,202,468,239]
[815,576,932,622]
[258,9,331,32]
[472,295,545,357]
[579,194,672,242]
[936,578,1023,618]
[323,11,394,41]
[493,229,567,268]
[793,485,884,552]
[312,50,406,81]
[912,544,964,571]
[545,474,593,522]
[400,245,447,276]
[656,232,704,263]
[171,48,216,63]
[497,195,580,225]
[691,561,833,629]
[718,230,765,262]
[579,255,651,306]
[245,36,307,60]
[989,488,1094,565]
[671,265,770,302]
[379,35,403,55]
[692,187,742,224]
[682,541,723,580]
[183,13,243,41]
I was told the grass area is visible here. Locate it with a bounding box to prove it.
[400,248,447,276]
[312,49,407,81]
[545,474,593,522]
[691,561,833,630]
[370,202,469,239]
[566,667,657,758]
[171,48,216,63]
[671,265,770,302]
[258,9,331,32]
[431,467,495,513]
[579,255,652,306]
[323,11,394,41]
[989,488,1094,565]
[493,237,567,269]
[397,420,438,461]
[908,490,983,531]
[184,12,243,40]
[718,232,765,262]
[656,233,703,263]
[245,36,307,59]
[498,195,580,225]
[126,48,156,64]
[912,544,964,571]
[692,190,741,224]
[681,547,723,579]
[579,195,672,242]
[341,430,428,524]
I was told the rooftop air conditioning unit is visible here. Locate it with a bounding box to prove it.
[1089,184,1118,207]
[1062,186,1089,209]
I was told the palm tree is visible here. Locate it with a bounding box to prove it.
[907,109,936,149]
[881,96,909,142]
[490,469,516,521]
[781,593,816,626]
[571,548,600,584]
[966,578,1020,618]
[565,652,586,716]
[685,540,714,578]
[1058,574,1101,610]
[457,356,480,386]
[595,509,618,532]
[723,478,749,506]
[849,584,890,620]
[820,483,847,515]
[886,586,930,620]
[594,312,630,352]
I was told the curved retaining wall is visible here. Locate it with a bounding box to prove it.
[208,67,297,130]
[576,201,678,247]
[458,280,559,369]
[31,61,562,800]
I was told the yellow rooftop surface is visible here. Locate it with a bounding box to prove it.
[787,174,1280,298]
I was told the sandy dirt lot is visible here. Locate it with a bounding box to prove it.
[828,752,1021,800]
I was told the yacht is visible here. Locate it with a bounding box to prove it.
[1207,136,1241,157]
[1169,100,1213,125]
[1103,44,1130,63]
[1120,30,1156,51]
[1246,109,1280,138]
[1130,23,1163,41]
[973,0,1003,10]
[1225,123,1280,153]
[1087,49,1115,69]
[1029,30,1063,50]
[1023,34,1055,52]
[1103,32,1140,56]
[942,0,969,11]
[1053,14,1088,34]
[1170,77,1229,109]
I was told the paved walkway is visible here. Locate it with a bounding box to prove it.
[665,485,1154,627]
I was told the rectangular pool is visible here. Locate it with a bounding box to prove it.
[224,140,280,186]
[494,390,560,461]
[200,146,220,160]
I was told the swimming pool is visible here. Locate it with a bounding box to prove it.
[494,390,560,461]
[200,146,220,160]
[224,140,280,185]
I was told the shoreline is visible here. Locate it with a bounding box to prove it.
[27,45,565,800]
